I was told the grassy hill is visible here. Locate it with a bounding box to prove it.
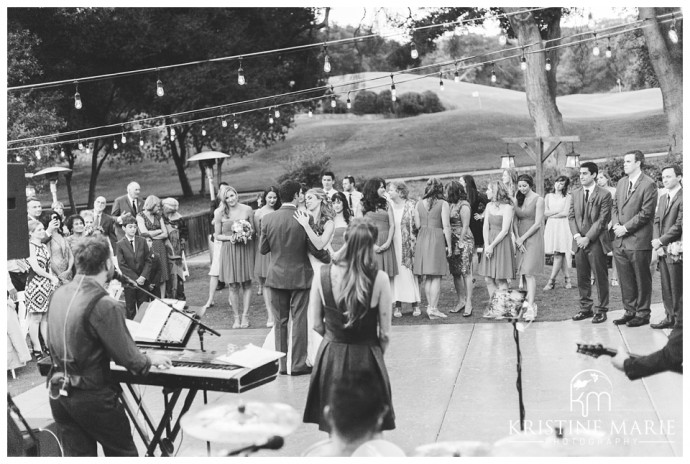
[54,72,668,209]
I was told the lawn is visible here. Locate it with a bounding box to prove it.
[47,74,668,215]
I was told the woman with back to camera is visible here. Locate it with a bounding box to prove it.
[361,178,398,285]
[460,175,487,258]
[254,186,281,327]
[543,175,573,290]
[137,195,170,298]
[597,171,619,287]
[478,180,515,317]
[512,174,545,321]
[214,186,256,328]
[446,181,475,316]
[327,191,352,257]
[413,177,451,319]
[303,218,395,434]
[387,180,421,317]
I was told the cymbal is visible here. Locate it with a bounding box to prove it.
[491,428,629,457]
[413,441,492,457]
[181,401,300,445]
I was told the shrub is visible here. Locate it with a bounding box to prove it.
[376,89,395,115]
[277,143,331,188]
[598,152,682,188]
[421,90,444,113]
[352,90,378,115]
[394,92,425,117]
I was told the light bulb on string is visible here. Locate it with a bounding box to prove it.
[233,114,239,130]
[74,83,82,109]
[268,110,274,125]
[139,136,144,147]
[592,33,600,56]
[605,38,612,58]
[113,139,118,150]
[346,92,352,109]
[490,63,497,83]
[587,12,595,29]
[35,149,41,160]
[201,127,207,137]
[669,16,679,44]
[121,132,127,144]
[439,72,444,91]
[545,57,552,71]
[221,118,228,128]
[390,74,396,101]
[520,50,528,71]
[156,69,164,97]
[323,44,331,73]
[60,147,65,158]
[237,57,246,86]
[274,107,280,118]
[454,62,459,83]
[15,155,21,162]
[86,143,91,154]
[308,107,313,118]
[410,42,419,60]
[330,96,336,108]
[78,141,85,151]
[170,127,176,137]
[170,134,175,142]
[498,33,507,46]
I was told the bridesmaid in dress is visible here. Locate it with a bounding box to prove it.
[387,180,421,318]
[543,176,573,290]
[413,177,451,319]
[361,178,398,283]
[254,186,281,327]
[446,181,475,316]
[478,180,516,317]
[136,195,169,298]
[327,191,351,258]
[214,186,256,328]
[513,174,545,321]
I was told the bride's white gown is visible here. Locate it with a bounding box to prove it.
[261,254,324,373]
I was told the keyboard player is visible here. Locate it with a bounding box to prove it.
[46,236,172,457]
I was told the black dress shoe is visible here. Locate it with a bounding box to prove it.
[592,313,607,324]
[572,311,594,321]
[613,315,635,325]
[626,317,650,328]
[650,320,675,329]
[290,368,313,376]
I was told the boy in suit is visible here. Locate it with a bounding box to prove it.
[116,216,151,319]
[651,165,683,329]
[568,162,612,323]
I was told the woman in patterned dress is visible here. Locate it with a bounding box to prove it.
[513,174,545,321]
[413,178,451,319]
[543,176,573,290]
[254,186,281,327]
[48,211,74,286]
[137,195,169,298]
[446,181,475,316]
[361,178,398,284]
[26,220,58,358]
[460,175,487,255]
[214,186,255,328]
[387,180,421,318]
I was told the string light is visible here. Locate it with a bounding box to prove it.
[121,130,127,144]
[668,15,679,43]
[592,33,600,56]
[390,74,397,101]
[520,49,528,70]
[439,72,444,91]
[605,37,612,58]
[274,107,280,118]
[330,85,336,108]
[85,143,91,154]
[237,57,246,86]
[346,91,352,109]
[35,149,41,159]
[268,110,274,125]
[113,139,118,150]
[308,107,313,117]
[545,57,552,71]
[78,140,85,151]
[139,135,144,147]
[221,117,228,128]
[323,44,331,73]
[15,154,21,162]
[587,12,596,29]
[233,114,239,130]
[156,69,164,97]
[74,83,82,109]
[491,63,497,83]
[498,33,507,46]
[170,127,176,137]
[201,126,207,136]
[410,42,419,60]
[60,147,65,158]
[454,62,460,83]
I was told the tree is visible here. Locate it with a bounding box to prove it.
[638,8,683,153]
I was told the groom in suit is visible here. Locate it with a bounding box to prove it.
[651,165,683,329]
[260,180,315,375]
[569,162,612,323]
[611,150,658,327]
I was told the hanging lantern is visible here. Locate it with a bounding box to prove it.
[500,144,515,169]
[565,143,581,168]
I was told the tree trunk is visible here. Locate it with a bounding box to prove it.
[507,8,567,168]
[87,139,108,208]
[167,125,194,197]
[65,149,76,214]
[639,8,683,153]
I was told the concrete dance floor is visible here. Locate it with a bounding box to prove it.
[13,305,682,457]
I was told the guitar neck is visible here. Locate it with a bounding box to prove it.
[577,343,640,359]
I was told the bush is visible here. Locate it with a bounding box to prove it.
[352,90,378,115]
[597,152,682,188]
[376,89,395,115]
[394,92,425,117]
[421,90,444,113]
[277,143,331,188]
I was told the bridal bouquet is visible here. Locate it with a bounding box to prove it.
[667,240,683,263]
[229,219,253,245]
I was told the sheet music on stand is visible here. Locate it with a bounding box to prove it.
[131,299,196,348]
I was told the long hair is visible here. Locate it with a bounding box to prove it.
[331,191,352,224]
[461,175,478,207]
[336,219,379,328]
[503,169,519,196]
[445,181,467,205]
[361,178,387,214]
[218,185,239,218]
[487,180,512,205]
[555,175,570,197]
[306,188,335,226]
[515,174,534,207]
[262,185,282,210]
[423,177,445,210]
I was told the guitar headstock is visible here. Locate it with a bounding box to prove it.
[576,343,617,358]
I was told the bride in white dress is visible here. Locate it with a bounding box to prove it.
[262,188,335,370]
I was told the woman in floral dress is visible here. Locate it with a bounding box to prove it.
[446,181,475,316]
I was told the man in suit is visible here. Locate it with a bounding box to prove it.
[92,196,118,252]
[321,171,337,201]
[569,162,612,324]
[611,150,658,327]
[111,182,143,241]
[342,175,363,212]
[115,216,152,319]
[260,180,315,375]
[651,165,683,329]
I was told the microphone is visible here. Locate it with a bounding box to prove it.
[112,269,138,287]
[223,436,284,456]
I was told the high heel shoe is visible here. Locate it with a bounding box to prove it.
[449,304,465,314]
[240,315,249,328]
[543,279,555,291]
[463,306,473,317]
[232,316,240,329]
[427,306,447,320]
[564,277,572,289]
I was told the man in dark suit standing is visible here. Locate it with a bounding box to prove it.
[260,180,314,375]
[116,216,152,319]
[93,196,118,252]
[651,165,683,329]
[111,182,143,241]
[611,150,658,327]
[569,162,612,324]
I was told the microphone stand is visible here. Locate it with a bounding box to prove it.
[118,275,219,456]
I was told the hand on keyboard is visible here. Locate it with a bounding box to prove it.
[149,354,173,370]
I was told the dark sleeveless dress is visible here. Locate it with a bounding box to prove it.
[303,264,395,433]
